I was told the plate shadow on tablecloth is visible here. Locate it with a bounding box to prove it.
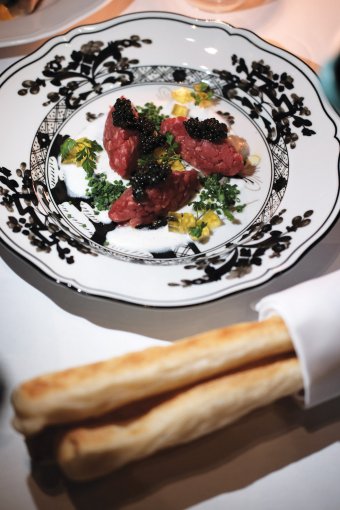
[1,214,340,341]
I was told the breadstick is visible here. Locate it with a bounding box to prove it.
[57,356,303,481]
[12,316,294,436]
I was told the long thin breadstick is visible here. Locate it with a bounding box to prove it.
[12,316,294,436]
[57,357,303,481]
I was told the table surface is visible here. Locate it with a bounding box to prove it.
[1,1,340,509]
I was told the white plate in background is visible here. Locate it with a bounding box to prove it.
[0,0,109,48]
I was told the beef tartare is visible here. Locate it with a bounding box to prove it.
[103,101,139,179]
[109,169,200,227]
[160,116,245,177]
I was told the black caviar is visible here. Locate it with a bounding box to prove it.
[184,117,228,143]
[111,97,137,130]
[136,117,166,154]
[112,98,166,154]
[130,161,171,202]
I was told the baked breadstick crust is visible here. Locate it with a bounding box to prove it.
[57,357,303,481]
[12,316,293,436]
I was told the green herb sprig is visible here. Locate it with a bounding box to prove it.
[191,173,245,222]
[60,137,103,176]
[136,102,169,130]
[60,137,127,210]
[137,131,183,169]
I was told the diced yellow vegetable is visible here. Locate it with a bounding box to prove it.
[248,154,261,166]
[201,210,223,229]
[191,82,215,108]
[198,97,213,108]
[168,212,196,233]
[190,221,210,242]
[171,87,193,104]
[181,213,197,230]
[171,104,189,117]
[168,209,222,242]
[171,160,185,171]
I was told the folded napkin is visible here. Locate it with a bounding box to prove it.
[256,270,340,408]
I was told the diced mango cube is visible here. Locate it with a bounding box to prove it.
[168,212,196,233]
[171,87,193,104]
[171,160,185,171]
[201,210,223,229]
[171,104,189,117]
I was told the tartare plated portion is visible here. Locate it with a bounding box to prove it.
[58,84,258,252]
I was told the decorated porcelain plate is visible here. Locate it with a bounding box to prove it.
[0,0,108,48]
[0,12,339,307]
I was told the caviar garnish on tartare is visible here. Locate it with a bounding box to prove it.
[183,117,229,143]
[130,161,171,202]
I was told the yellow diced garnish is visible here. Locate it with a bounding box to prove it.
[181,213,197,230]
[198,97,213,108]
[168,209,222,242]
[192,82,214,108]
[190,222,210,242]
[171,160,185,171]
[171,87,193,104]
[168,212,196,233]
[193,83,203,92]
[201,210,223,229]
[171,104,189,117]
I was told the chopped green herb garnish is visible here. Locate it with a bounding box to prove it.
[60,137,126,210]
[191,174,245,221]
[86,174,127,211]
[136,102,169,130]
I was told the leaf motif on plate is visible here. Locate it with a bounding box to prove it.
[17,35,152,108]
[168,209,314,287]
[0,163,96,263]
[214,56,316,148]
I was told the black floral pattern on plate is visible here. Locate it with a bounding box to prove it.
[1,33,316,272]
[0,163,94,264]
[214,56,315,148]
[168,209,314,286]
[17,36,152,109]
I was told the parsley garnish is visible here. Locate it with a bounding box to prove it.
[161,132,182,166]
[60,138,77,159]
[60,137,126,210]
[191,174,245,221]
[60,137,103,176]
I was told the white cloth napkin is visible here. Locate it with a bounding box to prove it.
[256,270,340,408]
